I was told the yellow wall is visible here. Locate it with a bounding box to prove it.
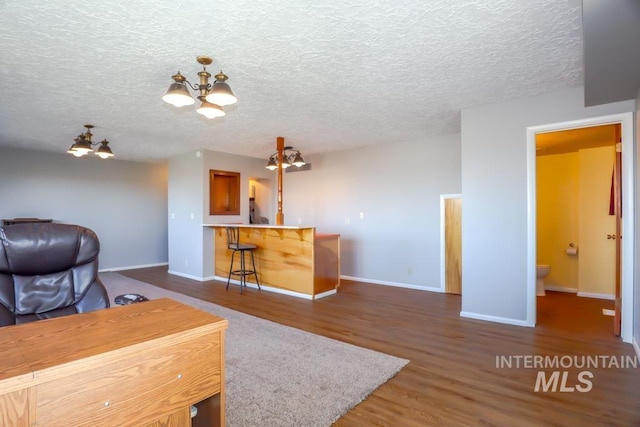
[536,152,579,290]
[537,146,616,296]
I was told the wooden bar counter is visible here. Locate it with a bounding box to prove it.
[0,298,228,427]
[206,225,340,299]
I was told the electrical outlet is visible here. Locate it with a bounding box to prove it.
[345,218,350,225]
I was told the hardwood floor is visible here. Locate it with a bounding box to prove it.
[119,267,640,426]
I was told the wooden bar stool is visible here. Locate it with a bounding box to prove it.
[225,227,260,294]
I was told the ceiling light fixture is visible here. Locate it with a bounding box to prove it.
[265,137,306,225]
[162,55,237,119]
[265,147,305,170]
[66,124,114,159]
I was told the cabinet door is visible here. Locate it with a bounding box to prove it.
[0,389,31,427]
[35,331,222,427]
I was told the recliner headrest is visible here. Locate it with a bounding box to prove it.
[0,223,100,275]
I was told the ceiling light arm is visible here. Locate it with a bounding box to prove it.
[170,72,196,92]
[170,73,213,95]
[197,67,213,98]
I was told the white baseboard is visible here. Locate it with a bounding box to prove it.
[314,289,337,299]
[544,286,615,300]
[100,262,168,273]
[341,275,443,293]
[167,270,215,282]
[577,291,615,300]
[460,311,534,327]
[214,275,316,300]
[544,285,578,293]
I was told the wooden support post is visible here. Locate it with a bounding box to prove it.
[276,136,285,225]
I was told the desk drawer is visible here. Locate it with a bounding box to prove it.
[35,330,222,427]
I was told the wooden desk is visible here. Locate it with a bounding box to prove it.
[207,225,340,299]
[0,298,228,427]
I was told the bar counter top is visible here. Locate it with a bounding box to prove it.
[203,223,311,230]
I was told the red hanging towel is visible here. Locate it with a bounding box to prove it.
[609,151,622,216]
[609,168,615,215]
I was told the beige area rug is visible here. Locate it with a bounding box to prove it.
[99,272,409,427]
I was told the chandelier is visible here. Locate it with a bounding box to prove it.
[265,146,306,170]
[67,124,114,159]
[162,55,237,119]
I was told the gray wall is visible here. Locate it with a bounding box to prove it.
[460,86,634,323]
[582,0,640,106]
[167,149,272,280]
[282,134,461,289]
[0,147,168,270]
[167,151,205,278]
[635,88,640,350]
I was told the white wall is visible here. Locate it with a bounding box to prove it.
[0,147,168,270]
[282,134,461,289]
[460,86,635,324]
[167,149,272,280]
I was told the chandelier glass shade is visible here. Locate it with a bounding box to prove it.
[196,99,225,119]
[163,56,237,119]
[162,75,195,107]
[67,125,114,159]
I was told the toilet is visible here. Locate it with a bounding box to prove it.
[536,264,550,296]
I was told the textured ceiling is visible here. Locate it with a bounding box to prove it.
[0,0,584,162]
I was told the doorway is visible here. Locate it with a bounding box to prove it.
[526,112,634,343]
[440,194,462,294]
[535,124,618,333]
[248,177,272,224]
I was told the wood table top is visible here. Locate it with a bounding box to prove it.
[1,298,228,385]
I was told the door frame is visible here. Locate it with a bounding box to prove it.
[526,112,634,342]
[440,193,462,293]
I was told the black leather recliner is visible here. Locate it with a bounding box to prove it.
[0,223,110,327]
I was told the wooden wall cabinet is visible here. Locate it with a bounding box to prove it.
[210,170,240,215]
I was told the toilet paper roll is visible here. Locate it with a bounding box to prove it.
[566,247,578,256]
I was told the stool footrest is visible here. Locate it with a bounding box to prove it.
[226,245,261,294]
[230,269,257,276]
